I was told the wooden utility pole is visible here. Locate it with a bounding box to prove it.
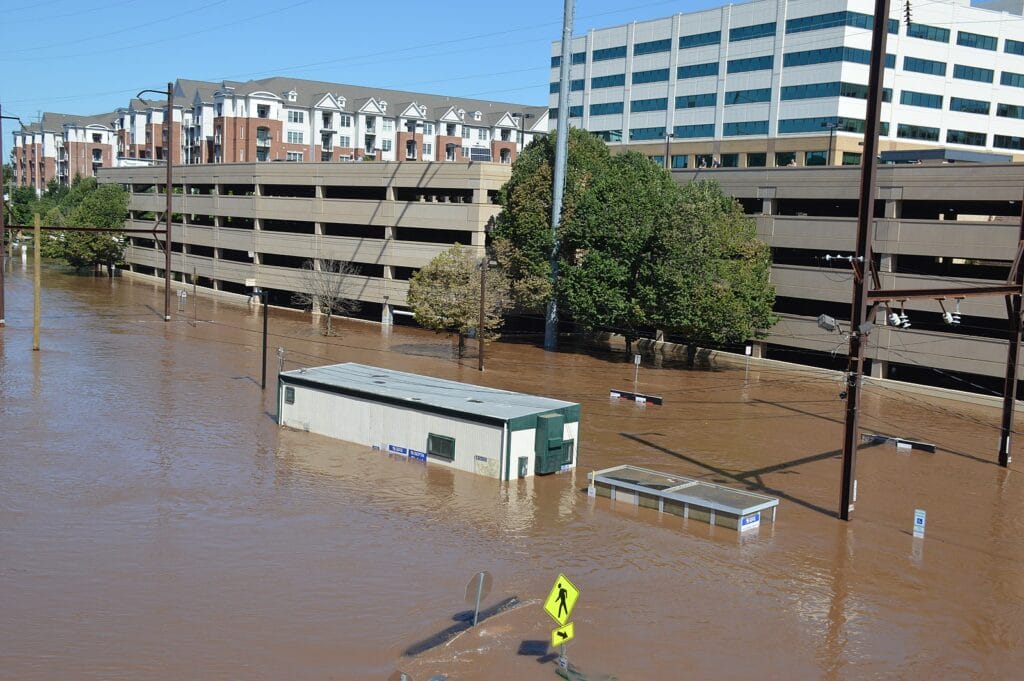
[838,0,890,521]
[32,213,40,351]
[478,258,487,371]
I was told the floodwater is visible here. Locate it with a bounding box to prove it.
[1,260,1023,681]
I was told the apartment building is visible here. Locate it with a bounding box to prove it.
[12,112,119,191]
[9,77,547,192]
[550,0,1024,167]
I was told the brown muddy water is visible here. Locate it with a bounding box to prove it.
[1,261,1023,681]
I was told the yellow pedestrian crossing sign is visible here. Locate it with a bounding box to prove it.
[551,622,575,648]
[543,573,580,626]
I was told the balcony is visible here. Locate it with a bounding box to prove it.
[256,137,272,147]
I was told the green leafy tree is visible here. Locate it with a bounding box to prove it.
[491,127,610,311]
[559,152,687,353]
[39,176,129,271]
[654,179,777,361]
[407,244,511,357]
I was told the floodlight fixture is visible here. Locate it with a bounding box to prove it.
[817,313,840,333]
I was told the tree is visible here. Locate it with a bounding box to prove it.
[654,179,777,362]
[559,152,686,353]
[291,259,361,336]
[407,244,511,357]
[490,127,610,311]
[37,176,129,272]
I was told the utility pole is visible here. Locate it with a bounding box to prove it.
[822,121,840,166]
[478,258,488,371]
[261,289,269,391]
[0,107,25,328]
[137,83,174,321]
[663,132,673,170]
[546,0,574,352]
[32,213,40,351]
[838,0,890,521]
[514,112,534,157]
[998,193,1024,466]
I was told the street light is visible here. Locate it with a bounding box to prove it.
[821,121,841,166]
[477,256,498,371]
[513,112,535,156]
[253,286,269,389]
[0,108,26,328]
[137,82,174,321]
[663,131,674,171]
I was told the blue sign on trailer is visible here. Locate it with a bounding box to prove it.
[388,444,408,456]
[409,449,427,462]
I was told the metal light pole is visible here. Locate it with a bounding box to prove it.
[257,288,269,390]
[663,132,674,170]
[138,83,174,321]
[1,108,25,328]
[546,0,575,352]
[513,112,534,157]
[478,258,489,372]
[822,121,840,166]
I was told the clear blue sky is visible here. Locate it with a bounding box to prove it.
[0,0,722,123]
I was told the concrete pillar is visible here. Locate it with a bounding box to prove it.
[381,300,394,325]
[884,197,902,219]
[472,188,486,204]
[749,341,765,358]
[761,197,777,215]
[870,359,887,379]
[878,253,896,273]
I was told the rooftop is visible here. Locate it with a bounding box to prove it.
[279,363,577,424]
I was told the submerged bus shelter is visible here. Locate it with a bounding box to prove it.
[278,363,580,481]
[589,465,778,532]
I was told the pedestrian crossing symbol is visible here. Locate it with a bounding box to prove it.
[543,573,580,626]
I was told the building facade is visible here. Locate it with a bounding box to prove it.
[550,0,1024,167]
[672,162,1024,391]
[98,161,512,326]
[10,77,547,193]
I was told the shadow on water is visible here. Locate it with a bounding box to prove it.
[619,431,883,518]
[402,596,520,657]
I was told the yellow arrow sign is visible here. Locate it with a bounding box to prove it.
[551,622,575,648]
[543,573,580,626]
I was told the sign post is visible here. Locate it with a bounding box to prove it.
[633,353,641,391]
[913,509,926,538]
[543,573,580,669]
[464,571,492,626]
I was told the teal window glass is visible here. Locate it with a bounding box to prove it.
[673,124,715,138]
[907,23,950,43]
[953,64,994,83]
[675,93,716,108]
[630,98,667,112]
[946,129,987,146]
[568,106,582,118]
[671,154,689,168]
[950,97,990,115]
[678,62,718,79]
[427,434,456,461]
[720,153,740,167]
[785,46,894,68]
[903,56,946,76]
[775,151,797,166]
[632,68,670,84]
[571,79,585,91]
[724,88,772,104]
[1006,39,1024,56]
[805,150,827,166]
[997,103,1024,119]
[958,31,997,51]
[591,74,626,89]
[593,45,626,61]
[629,127,666,140]
[594,130,622,142]
[723,120,768,136]
[896,124,940,141]
[728,56,773,73]
[730,22,776,41]
[1002,71,1024,88]
[634,39,671,55]
[842,152,862,166]
[900,90,943,109]
[590,102,624,116]
[679,31,721,48]
[994,134,1024,150]
[284,386,295,404]
[746,152,767,167]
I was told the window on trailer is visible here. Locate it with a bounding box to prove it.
[427,434,456,461]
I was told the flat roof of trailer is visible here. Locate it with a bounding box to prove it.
[590,465,779,517]
[280,362,578,425]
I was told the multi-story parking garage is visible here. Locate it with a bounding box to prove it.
[103,159,1024,396]
[100,162,509,325]
[674,162,1024,392]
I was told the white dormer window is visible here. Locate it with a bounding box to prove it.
[337,96,346,109]
[473,111,482,121]
[380,100,388,112]
[457,108,466,119]
[287,90,298,102]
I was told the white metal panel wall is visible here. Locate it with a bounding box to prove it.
[279,385,506,478]
[510,429,536,478]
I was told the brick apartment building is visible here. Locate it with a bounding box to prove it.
[9,76,548,192]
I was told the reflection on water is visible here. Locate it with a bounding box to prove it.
[1,262,1024,680]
